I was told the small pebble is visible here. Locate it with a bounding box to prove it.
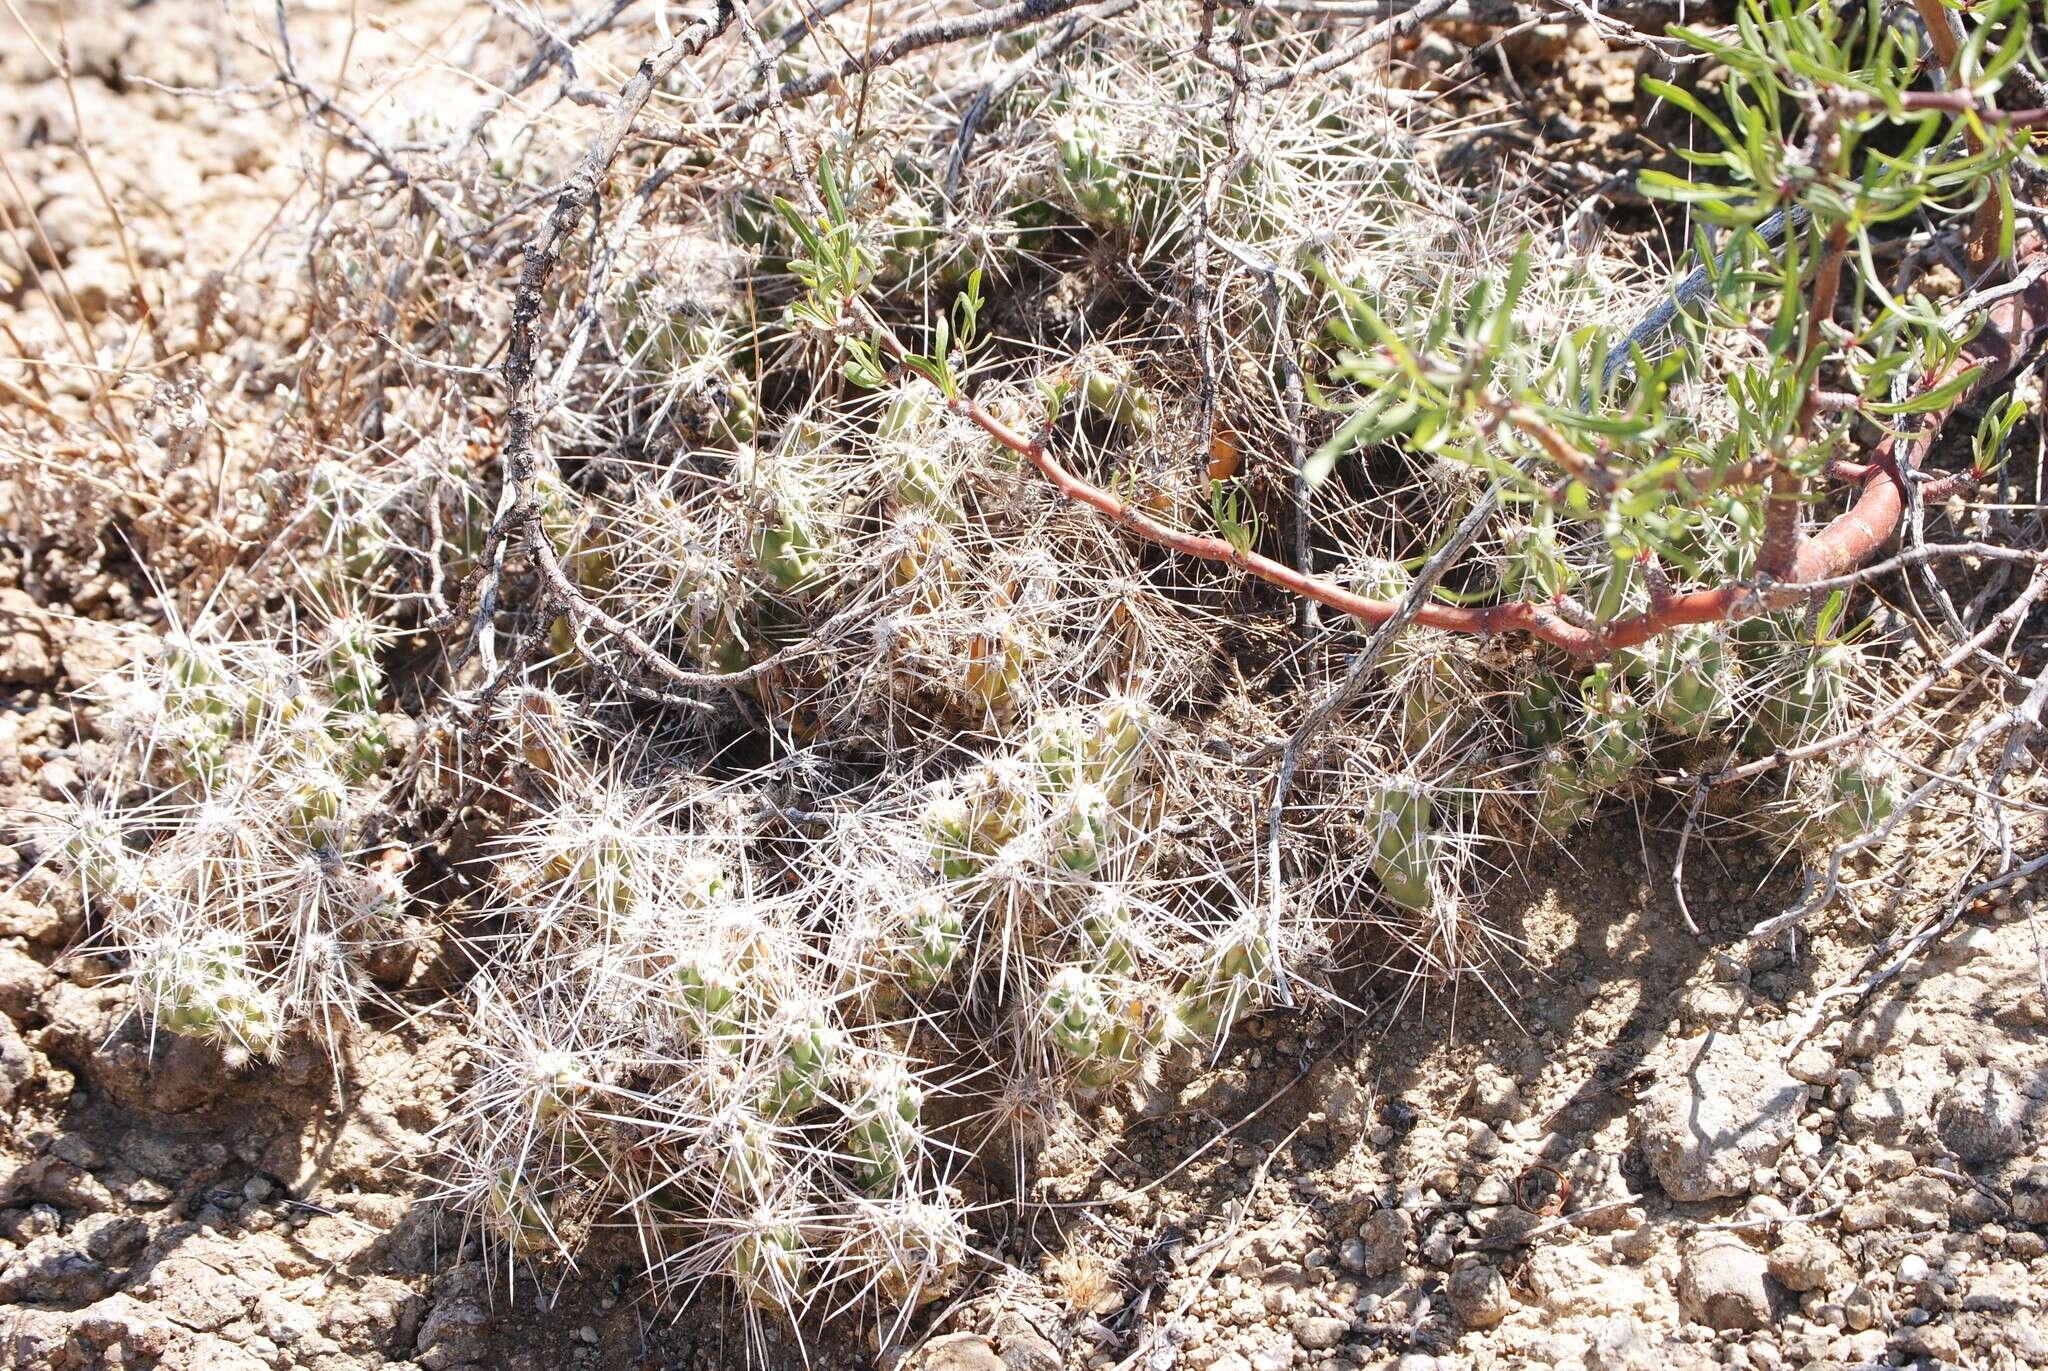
[1292,1315,1348,1351]
[1951,925,1997,960]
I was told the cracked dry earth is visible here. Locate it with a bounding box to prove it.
[4,3,2048,1371]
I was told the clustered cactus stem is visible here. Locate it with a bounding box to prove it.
[140,933,282,1066]
[52,0,2047,1345]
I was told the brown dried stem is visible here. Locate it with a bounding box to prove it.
[724,0,1094,121]
[444,1,736,672]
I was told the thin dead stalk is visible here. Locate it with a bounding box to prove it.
[445,0,737,677]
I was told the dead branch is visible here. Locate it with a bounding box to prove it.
[443,0,738,677]
[725,0,1097,121]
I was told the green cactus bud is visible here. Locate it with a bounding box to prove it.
[732,1215,808,1311]
[1175,928,1270,1044]
[1084,694,1155,798]
[681,855,733,909]
[711,373,758,446]
[1532,748,1594,838]
[674,956,743,1049]
[526,1049,598,1123]
[1826,758,1897,843]
[144,934,281,1063]
[831,911,909,1018]
[250,667,309,732]
[902,890,963,993]
[332,712,391,782]
[888,508,963,613]
[165,636,261,721]
[860,1198,965,1308]
[1172,983,1229,1045]
[1028,707,1088,791]
[302,460,393,583]
[1514,672,1573,751]
[1076,360,1156,437]
[964,617,1033,713]
[1750,642,1848,753]
[754,505,826,592]
[1055,783,1113,872]
[1651,630,1737,736]
[58,808,136,899]
[534,472,614,593]
[878,384,937,442]
[321,617,383,716]
[1396,653,1467,753]
[1048,965,1171,1090]
[923,790,980,881]
[672,547,750,671]
[713,1111,780,1204]
[1212,929,1270,986]
[1580,709,1647,792]
[845,1063,923,1194]
[569,832,633,917]
[487,1166,557,1258]
[737,442,834,596]
[1053,112,1130,229]
[1044,967,1107,1061]
[1579,667,1648,792]
[1078,889,1139,975]
[1079,985,1168,1092]
[274,688,345,768]
[166,640,226,700]
[170,715,234,789]
[763,1008,841,1119]
[979,759,1042,849]
[285,767,348,846]
[1345,557,1411,602]
[879,386,954,511]
[1367,780,1434,914]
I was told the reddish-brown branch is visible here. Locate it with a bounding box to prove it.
[1911,0,1962,75]
[948,392,1595,650]
[883,248,2048,662]
[1910,0,2004,269]
[1796,222,1850,434]
[1760,221,1851,579]
[1797,257,2047,582]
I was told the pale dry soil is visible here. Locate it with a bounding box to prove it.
[3,4,2048,1370]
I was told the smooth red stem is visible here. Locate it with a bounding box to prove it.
[905,249,2048,661]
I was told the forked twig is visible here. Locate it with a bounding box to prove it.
[725,0,1096,121]
[441,1,737,680]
